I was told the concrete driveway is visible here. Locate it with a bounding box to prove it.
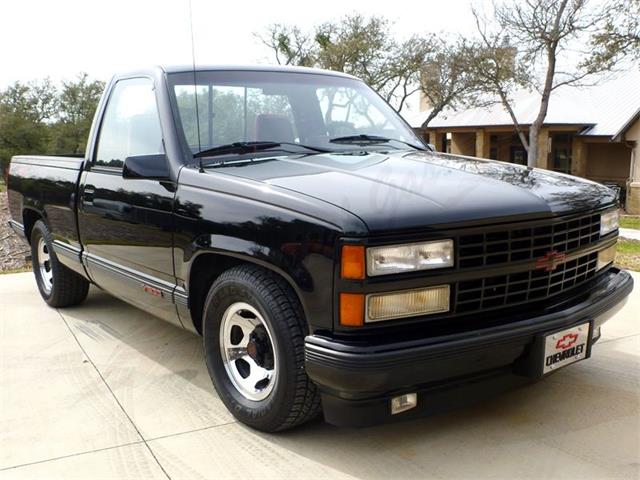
[1,272,639,480]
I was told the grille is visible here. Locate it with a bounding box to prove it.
[454,251,598,313]
[457,213,601,268]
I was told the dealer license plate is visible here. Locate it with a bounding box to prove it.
[543,322,590,374]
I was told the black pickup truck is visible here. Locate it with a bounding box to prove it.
[7,65,633,432]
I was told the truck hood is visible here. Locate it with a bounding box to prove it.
[209,150,617,234]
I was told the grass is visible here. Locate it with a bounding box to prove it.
[620,216,640,230]
[0,265,32,275]
[0,181,5,193]
[615,239,640,272]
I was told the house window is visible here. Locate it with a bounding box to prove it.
[510,146,527,165]
[552,134,572,174]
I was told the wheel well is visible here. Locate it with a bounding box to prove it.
[187,253,307,335]
[22,209,42,244]
[188,254,246,334]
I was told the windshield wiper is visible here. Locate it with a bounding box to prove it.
[194,141,330,159]
[329,134,426,151]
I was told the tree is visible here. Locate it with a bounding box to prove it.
[419,39,483,128]
[469,18,531,151]
[586,0,640,69]
[257,14,434,113]
[472,0,614,168]
[0,106,49,177]
[256,24,316,67]
[0,78,58,122]
[0,79,58,176]
[49,73,105,154]
[0,73,104,176]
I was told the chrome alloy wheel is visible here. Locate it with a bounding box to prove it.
[219,302,277,401]
[37,237,53,294]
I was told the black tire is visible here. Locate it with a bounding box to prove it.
[202,264,321,432]
[30,220,90,308]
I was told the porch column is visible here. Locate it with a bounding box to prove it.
[428,130,444,152]
[571,136,587,177]
[537,128,550,169]
[475,129,490,159]
[451,132,475,156]
[628,141,640,214]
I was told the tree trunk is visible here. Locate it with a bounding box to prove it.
[526,0,567,168]
[528,124,539,169]
[420,104,445,129]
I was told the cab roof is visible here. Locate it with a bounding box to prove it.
[119,64,359,80]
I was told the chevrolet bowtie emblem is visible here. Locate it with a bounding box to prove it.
[535,251,566,272]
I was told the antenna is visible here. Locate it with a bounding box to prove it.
[188,0,203,172]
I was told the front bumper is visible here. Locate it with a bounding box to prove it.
[305,268,633,427]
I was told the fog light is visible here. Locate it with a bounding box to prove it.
[391,393,418,415]
[367,285,450,322]
[597,244,616,270]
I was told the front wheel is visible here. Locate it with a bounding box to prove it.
[202,265,321,432]
[30,220,89,307]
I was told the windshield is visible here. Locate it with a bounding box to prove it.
[167,70,424,159]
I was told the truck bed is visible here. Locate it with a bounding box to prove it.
[7,155,84,251]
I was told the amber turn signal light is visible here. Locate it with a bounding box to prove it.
[339,293,364,327]
[341,245,365,280]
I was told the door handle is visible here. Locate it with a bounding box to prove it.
[83,186,95,201]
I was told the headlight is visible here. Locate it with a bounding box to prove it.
[367,240,454,276]
[600,209,619,236]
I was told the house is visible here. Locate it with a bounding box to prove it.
[403,72,640,214]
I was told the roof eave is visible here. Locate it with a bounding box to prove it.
[612,107,640,142]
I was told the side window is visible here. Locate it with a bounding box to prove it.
[95,78,163,169]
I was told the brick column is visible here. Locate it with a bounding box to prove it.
[537,128,550,169]
[571,135,587,177]
[627,142,640,214]
[428,131,444,152]
[451,133,475,156]
[475,129,490,159]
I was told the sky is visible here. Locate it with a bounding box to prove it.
[0,0,482,88]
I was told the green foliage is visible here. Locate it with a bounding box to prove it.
[0,73,105,176]
[620,216,640,230]
[49,74,104,155]
[584,0,640,70]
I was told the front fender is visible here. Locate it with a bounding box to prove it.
[173,184,345,333]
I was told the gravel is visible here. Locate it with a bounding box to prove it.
[0,191,31,273]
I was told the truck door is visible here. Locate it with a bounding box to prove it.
[78,77,182,327]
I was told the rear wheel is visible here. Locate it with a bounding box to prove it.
[202,265,321,432]
[31,220,90,307]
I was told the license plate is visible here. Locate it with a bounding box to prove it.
[543,322,590,374]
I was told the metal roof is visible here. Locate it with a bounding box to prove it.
[404,70,640,138]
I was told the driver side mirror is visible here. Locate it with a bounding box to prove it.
[122,154,170,180]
